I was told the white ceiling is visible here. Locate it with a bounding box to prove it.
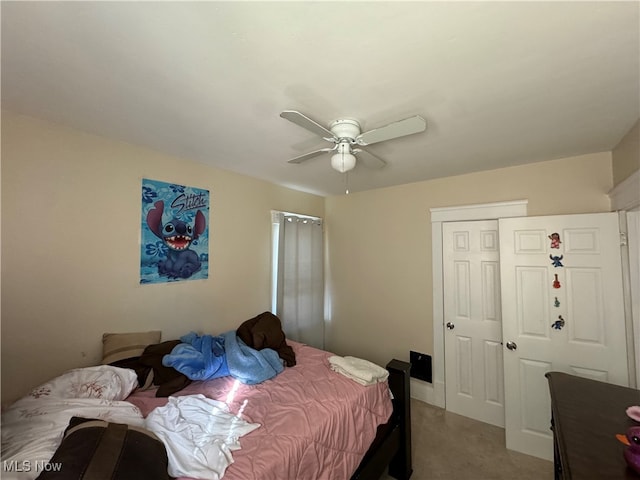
[2,1,639,196]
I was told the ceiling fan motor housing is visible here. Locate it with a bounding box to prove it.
[330,119,361,141]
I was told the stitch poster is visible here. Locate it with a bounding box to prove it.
[140,179,209,284]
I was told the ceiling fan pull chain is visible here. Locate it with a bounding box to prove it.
[345,171,350,195]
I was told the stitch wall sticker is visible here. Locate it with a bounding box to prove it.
[554,297,560,308]
[550,254,564,267]
[552,274,561,289]
[548,232,562,249]
[140,179,210,284]
[551,315,565,330]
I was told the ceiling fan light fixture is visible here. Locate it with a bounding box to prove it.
[331,151,356,173]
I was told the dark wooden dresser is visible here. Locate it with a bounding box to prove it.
[546,372,640,479]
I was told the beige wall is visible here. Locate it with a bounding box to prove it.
[0,110,622,405]
[612,119,640,186]
[324,152,613,368]
[1,112,324,404]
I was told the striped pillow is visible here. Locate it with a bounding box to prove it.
[102,331,161,365]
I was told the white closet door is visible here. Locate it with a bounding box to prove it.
[443,220,504,428]
[499,212,628,460]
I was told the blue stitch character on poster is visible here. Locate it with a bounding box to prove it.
[140,179,210,284]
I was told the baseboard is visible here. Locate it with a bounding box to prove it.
[410,378,445,408]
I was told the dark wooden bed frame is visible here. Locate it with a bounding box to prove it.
[351,359,413,480]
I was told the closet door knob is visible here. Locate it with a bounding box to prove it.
[506,341,517,351]
[446,322,455,330]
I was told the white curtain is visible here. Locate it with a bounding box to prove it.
[274,213,324,349]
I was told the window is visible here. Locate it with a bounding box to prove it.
[271,211,324,349]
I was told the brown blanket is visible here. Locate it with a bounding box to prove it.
[139,340,192,397]
[236,312,296,367]
[109,340,191,396]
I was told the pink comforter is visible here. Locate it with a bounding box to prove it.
[126,341,393,480]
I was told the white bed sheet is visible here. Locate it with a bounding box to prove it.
[1,366,144,480]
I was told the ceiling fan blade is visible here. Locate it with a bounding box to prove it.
[356,115,426,146]
[287,147,335,164]
[280,110,336,140]
[353,148,387,169]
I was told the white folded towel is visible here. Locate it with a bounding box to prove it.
[328,355,389,386]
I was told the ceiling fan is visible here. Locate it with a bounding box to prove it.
[280,110,427,173]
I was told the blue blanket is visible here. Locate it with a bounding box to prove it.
[162,332,229,381]
[162,331,284,384]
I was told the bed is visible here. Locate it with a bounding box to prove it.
[1,319,412,480]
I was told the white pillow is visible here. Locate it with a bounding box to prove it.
[27,365,138,401]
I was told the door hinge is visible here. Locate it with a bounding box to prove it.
[620,232,628,246]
